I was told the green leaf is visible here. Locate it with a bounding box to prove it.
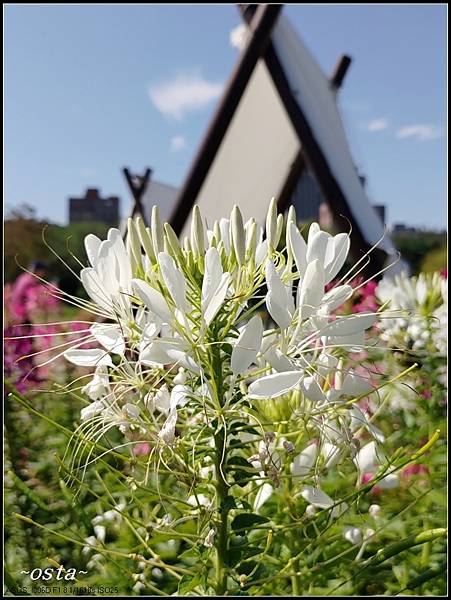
[231,513,269,532]
[177,571,206,595]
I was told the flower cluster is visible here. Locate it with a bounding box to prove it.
[376,270,447,354]
[58,200,395,515]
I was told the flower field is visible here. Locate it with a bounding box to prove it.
[4,202,447,596]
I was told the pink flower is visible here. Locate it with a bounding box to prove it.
[402,464,429,477]
[361,472,383,494]
[133,443,152,456]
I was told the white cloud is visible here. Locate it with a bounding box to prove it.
[148,70,224,120]
[230,24,248,50]
[170,135,186,152]
[367,118,389,132]
[396,124,443,141]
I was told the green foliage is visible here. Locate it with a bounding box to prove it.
[4,204,110,294]
[392,230,446,275]
[421,244,447,273]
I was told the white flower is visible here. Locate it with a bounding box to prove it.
[291,443,318,478]
[203,527,216,548]
[248,371,303,400]
[231,315,263,375]
[343,526,362,545]
[80,400,105,422]
[81,366,110,400]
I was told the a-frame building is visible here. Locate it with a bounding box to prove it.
[165,4,397,269]
[128,4,400,271]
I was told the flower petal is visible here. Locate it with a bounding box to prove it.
[158,252,188,312]
[231,315,263,375]
[292,443,318,478]
[321,285,353,312]
[64,348,113,367]
[204,272,230,325]
[325,233,350,282]
[84,234,102,268]
[248,371,303,399]
[90,323,125,356]
[298,259,325,320]
[301,486,334,508]
[321,314,377,337]
[132,278,172,324]
[202,248,223,311]
[288,223,307,277]
[306,230,330,265]
[300,376,327,402]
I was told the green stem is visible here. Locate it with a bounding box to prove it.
[291,558,301,595]
[211,338,230,596]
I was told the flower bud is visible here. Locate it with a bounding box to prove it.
[245,219,257,262]
[203,527,216,548]
[212,221,222,247]
[94,525,106,543]
[136,217,156,263]
[287,205,296,227]
[231,205,246,265]
[305,504,317,518]
[164,222,183,261]
[343,526,362,545]
[151,205,164,257]
[368,504,381,518]
[183,236,192,254]
[191,205,205,257]
[275,213,284,248]
[127,218,143,265]
[265,197,278,252]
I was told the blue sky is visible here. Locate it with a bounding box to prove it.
[5,4,447,229]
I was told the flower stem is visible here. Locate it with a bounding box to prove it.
[212,338,230,595]
[214,427,229,595]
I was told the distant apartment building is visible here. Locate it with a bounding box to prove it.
[69,188,120,226]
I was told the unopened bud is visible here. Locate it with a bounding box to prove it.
[136,217,156,263]
[245,219,257,262]
[266,197,278,253]
[164,222,183,260]
[191,205,205,257]
[151,205,165,256]
[203,527,216,548]
[231,205,246,265]
[275,213,284,249]
[305,504,317,518]
[368,504,381,518]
